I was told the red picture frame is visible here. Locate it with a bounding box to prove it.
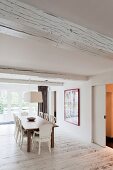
[64,89,80,126]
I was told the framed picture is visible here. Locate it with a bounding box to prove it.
[64,89,80,126]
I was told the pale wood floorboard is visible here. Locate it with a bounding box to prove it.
[0,124,113,170]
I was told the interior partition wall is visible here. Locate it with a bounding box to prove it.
[92,85,106,147]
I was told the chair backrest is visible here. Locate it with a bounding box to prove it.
[44,113,49,121]
[49,115,56,124]
[13,114,19,126]
[39,124,53,138]
[39,112,43,118]
[18,118,23,133]
[21,112,28,116]
[13,114,17,123]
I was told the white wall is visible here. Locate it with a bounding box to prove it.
[90,70,113,85]
[90,71,113,145]
[48,71,113,143]
[0,81,92,142]
[55,81,92,143]
[0,82,38,92]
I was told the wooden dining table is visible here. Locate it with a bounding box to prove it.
[20,116,58,152]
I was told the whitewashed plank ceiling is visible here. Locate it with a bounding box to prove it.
[0,0,113,56]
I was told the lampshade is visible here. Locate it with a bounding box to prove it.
[24,91,43,103]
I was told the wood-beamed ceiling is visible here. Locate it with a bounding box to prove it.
[0,0,113,57]
[1,0,113,81]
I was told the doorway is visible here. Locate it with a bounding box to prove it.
[50,91,57,120]
[92,84,113,148]
[106,84,113,148]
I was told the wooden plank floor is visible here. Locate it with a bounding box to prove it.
[0,124,113,170]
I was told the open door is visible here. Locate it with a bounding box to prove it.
[92,85,106,147]
[106,92,112,138]
[106,85,113,148]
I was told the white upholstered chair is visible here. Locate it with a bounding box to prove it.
[49,115,56,124]
[13,115,27,146]
[43,113,49,121]
[32,124,53,155]
[18,119,27,147]
[13,114,19,139]
[13,116,21,143]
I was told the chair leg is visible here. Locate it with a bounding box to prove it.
[19,132,21,145]
[48,141,51,153]
[16,129,19,143]
[14,126,16,138]
[38,142,41,155]
[20,135,24,148]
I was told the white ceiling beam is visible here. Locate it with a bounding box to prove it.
[0,0,113,56]
[0,78,64,86]
[0,67,88,81]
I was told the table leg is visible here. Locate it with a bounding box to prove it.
[51,127,54,148]
[27,130,32,152]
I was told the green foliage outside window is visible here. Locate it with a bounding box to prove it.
[11,92,19,107]
[0,91,37,114]
[0,90,7,114]
[0,102,4,114]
